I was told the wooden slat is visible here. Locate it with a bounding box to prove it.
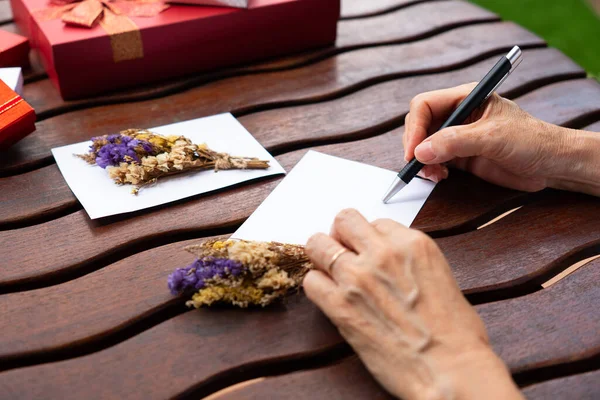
[480,257,600,375]
[22,1,498,118]
[22,50,48,84]
[1,47,586,230]
[0,295,342,399]
[522,370,600,399]
[439,190,600,294]
[0,165,77,229]
[216,362,600,400]
[1,79,599,293]
[0,21,18,34]
[0,1,12,24]
[341,0,433,19]
[583,120,600,132]
[215,358,391,400]
[243,74,597,157]
[0,243,597,399]
[336,1,493,48]
[1,21,542,176]
[0,237,216,369]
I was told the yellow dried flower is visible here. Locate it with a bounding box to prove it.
[186,284,266,308]
[212,241,232,250]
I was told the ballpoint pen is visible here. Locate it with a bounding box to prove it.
[382,46,524,204]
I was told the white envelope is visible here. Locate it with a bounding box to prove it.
[0,68,23,95]
[52,113,284,219]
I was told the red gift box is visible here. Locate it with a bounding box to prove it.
[0,79,36,149]
[10,0,340,99]
[0,30,30,68]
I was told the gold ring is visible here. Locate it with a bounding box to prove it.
[327,248,348,275]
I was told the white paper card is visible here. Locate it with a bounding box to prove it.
[233,151,436,245]
[0,67,23,95]
[52,113,285,219]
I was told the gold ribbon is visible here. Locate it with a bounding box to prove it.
[33,0,169,62]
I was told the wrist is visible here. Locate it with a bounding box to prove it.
[428,342,523,400]
[546,127,600,196]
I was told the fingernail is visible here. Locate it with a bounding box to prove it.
[415,142,436,162]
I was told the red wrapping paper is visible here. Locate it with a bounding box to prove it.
[0,80,36,149]
[0,30,30,68]
[10,0,340,99]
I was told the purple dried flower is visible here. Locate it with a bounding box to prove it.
[167,267,199,295]
[92,134,154,168]
[168,257,244,295]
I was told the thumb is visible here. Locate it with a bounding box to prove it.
[414,123,494,164]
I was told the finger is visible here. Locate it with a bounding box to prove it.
[303,270,342,318]
[419,165,436,180]
[416,164,446,183]
[330,209,380,253]
[414,121,497,165]
[306,232,356,279]
[405,83,477,160]
[371,218,409,235]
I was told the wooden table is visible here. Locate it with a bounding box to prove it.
[1,0,599,398]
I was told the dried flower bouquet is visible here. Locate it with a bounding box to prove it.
[168,239,313,308]
[77,129,270,194]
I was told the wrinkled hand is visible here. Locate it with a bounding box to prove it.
[403,83,583,193]
[304,209,523,400]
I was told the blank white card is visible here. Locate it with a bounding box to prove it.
[233,151,436,245]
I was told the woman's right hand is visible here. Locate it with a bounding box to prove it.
[403,83,599,195]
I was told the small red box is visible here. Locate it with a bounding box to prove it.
[0,29,30,68]
[0,79,36,149]
[10,0,340,99]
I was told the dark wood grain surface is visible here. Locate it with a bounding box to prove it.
[0,47,586,229]
[1,253,597,399]
[3,77,599,293]
[0,2,12,25]
[1,0,599,398]
[522,370,600,399]
[340,0,434,19]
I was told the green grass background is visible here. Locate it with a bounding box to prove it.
[469,0,600,78]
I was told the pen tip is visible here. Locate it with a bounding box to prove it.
[382,177,407,204]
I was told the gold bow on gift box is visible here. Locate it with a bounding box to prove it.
[34,0,170,62]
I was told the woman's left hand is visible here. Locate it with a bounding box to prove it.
[303,209,522,400]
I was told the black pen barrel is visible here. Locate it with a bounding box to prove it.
[439,56,512,130]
